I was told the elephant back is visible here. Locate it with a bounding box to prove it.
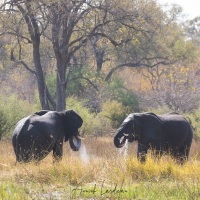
[13,116,30,136]
[158,113,186,123]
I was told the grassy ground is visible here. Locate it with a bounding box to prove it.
[0,137,200,199]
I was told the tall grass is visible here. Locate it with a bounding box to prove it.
[0,138,200,199]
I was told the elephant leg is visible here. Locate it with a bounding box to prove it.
[170,147,184,164]
[16,143,33,163]
[152,149,163,162]
[53,140,63,162]
[19,149,33,163]
[12,135,27,162]
[137,143,148,163]
[151,143,164,161]
[177,144,191,164]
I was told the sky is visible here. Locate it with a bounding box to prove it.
[158,0,200,19]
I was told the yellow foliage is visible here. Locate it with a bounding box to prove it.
[100,99,134,128]
[0,138,200,199]
[126,155,200,181]
[116,62,199,95]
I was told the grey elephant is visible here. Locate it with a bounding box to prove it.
[12,110,83,163]
[114,112,193,163]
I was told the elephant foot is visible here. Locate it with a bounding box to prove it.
[137,152,146,163]
[175,156,187,165]
[53,157,62,163]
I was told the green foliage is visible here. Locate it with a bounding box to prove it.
[67,73,139,116]
[172,38,196,62]
[146,106,173,115]
[100,99,130,128]
[0,110,8,139]
[106,77,139,112]
[46,74,56,100]
[67,65,97,97]
[120,91,139,110]
[1,138,200,200]
[99,78,139,128]
[67,68,85,97]
[66,96,112,135]
[0,182,28,200]
[0,95,37,138]
[186,107,200,138]
[0,40,9,70]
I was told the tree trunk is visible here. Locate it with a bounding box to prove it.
[56,58,68,111]
[33,42,49,110]
[56,75,66,111]
[91,37,105,75]
[15,1,50,110]
[96,50,105,75]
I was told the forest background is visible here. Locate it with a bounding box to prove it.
[0,0,200,139]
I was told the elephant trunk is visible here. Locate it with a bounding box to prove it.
[128,133,134,143]
[114,127,128,148]
[69,131,83,151]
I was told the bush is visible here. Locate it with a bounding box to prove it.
[99,99,131,128]
[66,96,112,136]
[0,95,37,138]
[0,110,8,140]
[106,77,139,112]
[186,107,200,138]
[145,106,173,115]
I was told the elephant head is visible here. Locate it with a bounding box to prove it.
[62,110,83,151]
[114,113,137,148]
[114,112,162,148]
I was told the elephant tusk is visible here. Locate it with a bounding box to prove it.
[76,135,84,140]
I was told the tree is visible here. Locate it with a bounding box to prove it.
[0,0,51,109]
[105,2,195,81]
[0,0,142,110]
[0,0,193,111]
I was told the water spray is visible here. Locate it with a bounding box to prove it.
[79,143,90,164]
[119,139,129,160]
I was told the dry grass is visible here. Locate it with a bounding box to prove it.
[0,137,200,199]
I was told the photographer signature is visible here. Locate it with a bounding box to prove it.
[72,180,128,196]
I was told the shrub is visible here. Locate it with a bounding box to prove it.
[106,77,139,112]
[0,95,37,138]
[186,107,200,138]
[145,106,173,115]
[100,99,131,128]
[0,110,8,140]
[66,96,112,135]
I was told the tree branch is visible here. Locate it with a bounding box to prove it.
[10,49,36,75]
[105,59,178,81]
[70,76,98,91]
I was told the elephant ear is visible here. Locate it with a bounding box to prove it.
[64,110,83,147]
[133,114,143,135]
[142,113,163,140]
[65,110,83,128]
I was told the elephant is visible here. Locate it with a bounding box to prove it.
[114,112,193,163]
[12,110,83,163]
